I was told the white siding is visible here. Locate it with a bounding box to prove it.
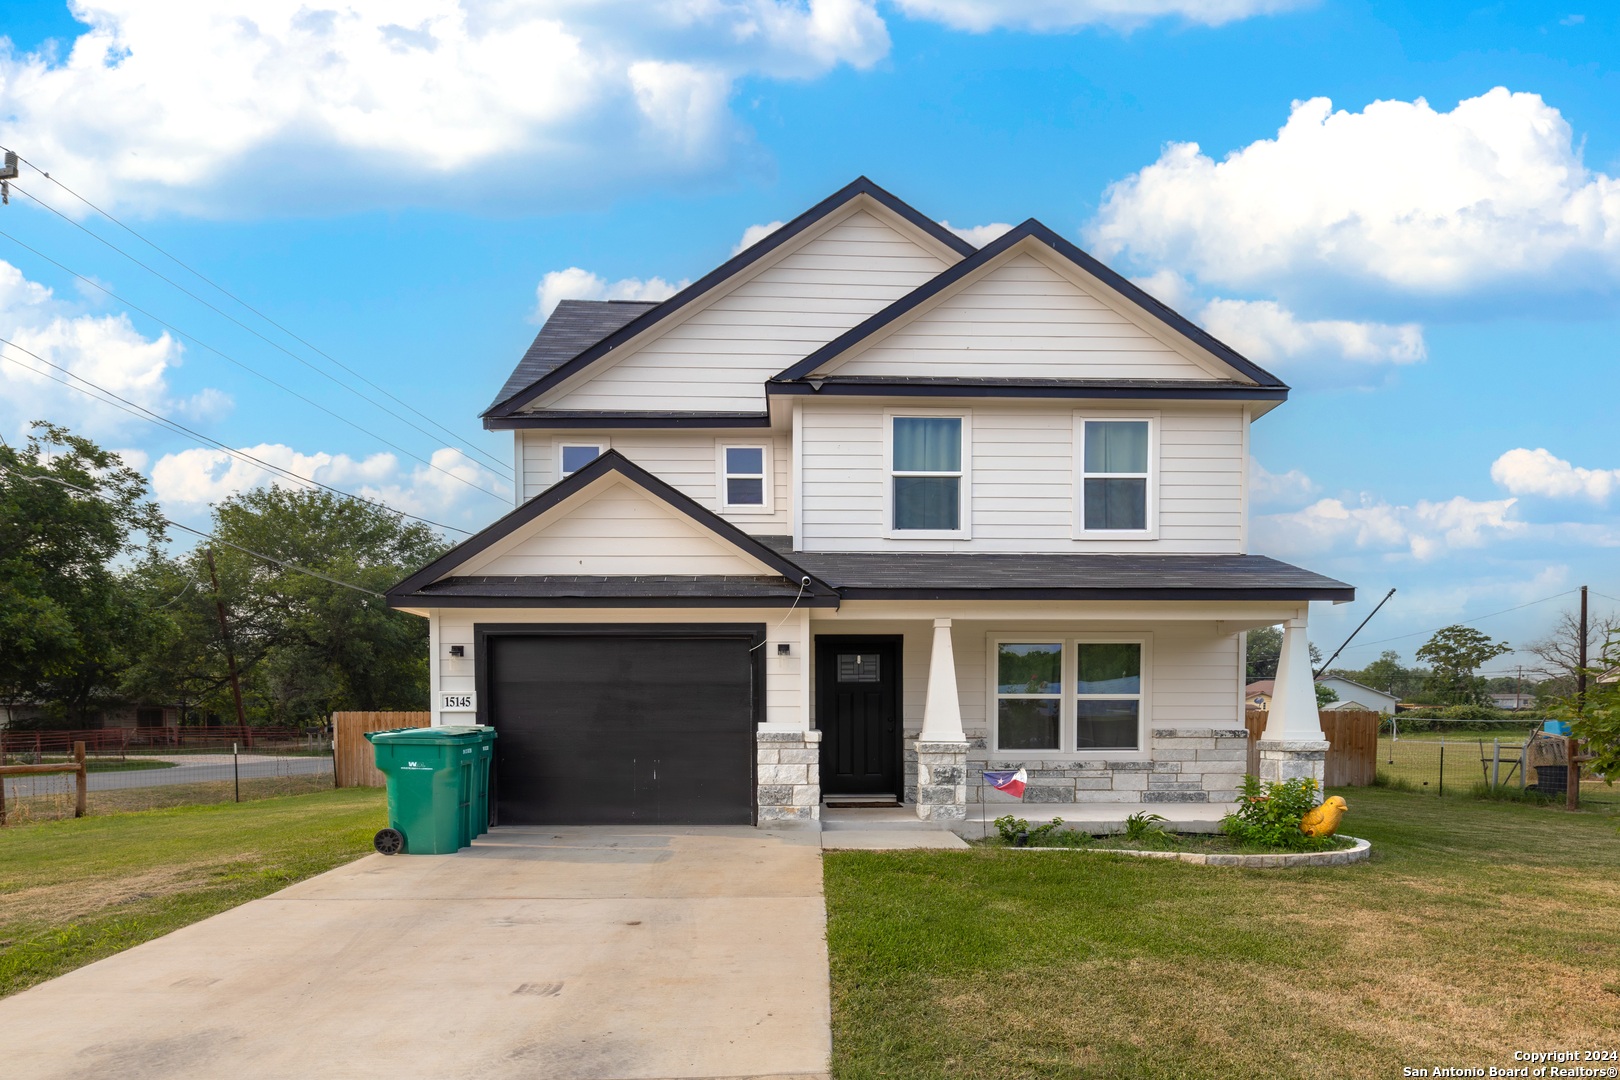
[430,607,806,728]
[517,430,792,535]
[460,479,773,576]
[798,401,1245,553]
[530,209,951,413]
[820,252,1219,382]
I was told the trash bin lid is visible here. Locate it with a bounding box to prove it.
[368,725,489,744]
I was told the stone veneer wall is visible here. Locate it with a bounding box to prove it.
[953,728,1250,805]
[756,729,821,824]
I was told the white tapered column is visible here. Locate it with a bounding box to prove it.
[916,619,968,822]
[1257,614,1328,795]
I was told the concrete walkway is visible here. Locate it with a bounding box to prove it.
[0,826,831,1080]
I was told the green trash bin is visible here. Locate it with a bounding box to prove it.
[469,727,496,837]
[366,726,486,854]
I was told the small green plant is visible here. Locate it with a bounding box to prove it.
[1122,811,1168,842]
[1467,780,1559,805]
[1220,775,1339,851]
[992,814,1064,845]
[1372,771,1418,793]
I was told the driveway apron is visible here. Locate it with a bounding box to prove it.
[0,826,831,1080]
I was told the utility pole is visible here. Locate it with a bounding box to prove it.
[205,547,249,737]
[1570,585,1587,811]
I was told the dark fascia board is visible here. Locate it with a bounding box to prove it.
[836,585,1356,602]
[482,177,977,420]
[385,449,835,604]
[771,219,1288,390]
[387,593,841,608]
[485,411,772,431]
[765,379,1288,403]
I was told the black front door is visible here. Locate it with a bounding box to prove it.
[816,637,901,797]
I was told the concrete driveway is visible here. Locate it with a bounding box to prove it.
[0,826,831,1080]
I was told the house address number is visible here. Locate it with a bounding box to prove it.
[440,692,477,712]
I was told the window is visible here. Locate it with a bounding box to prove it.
[991,637,1147,754]
[837,653,881,682]
[720,444,769,509]
[559,443,602,479]
[1079,418,1152,534]
[891,415,965,533]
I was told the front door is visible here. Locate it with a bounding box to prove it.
[816,637,901,797]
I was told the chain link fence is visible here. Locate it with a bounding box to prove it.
[1376,722,1616,808]
[1,727,334,825]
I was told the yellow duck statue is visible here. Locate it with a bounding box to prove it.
[1299,795,1348,838]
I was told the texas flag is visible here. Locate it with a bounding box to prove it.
[983,768,1028,799]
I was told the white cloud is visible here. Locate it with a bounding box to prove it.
[892,0,1302,32]
[733,221,785,255]
[0,1,891,215]
[1198,297,1426,366]
[532,267,686,321]
[0,258,228,439]
[150,443,508,526]
[1257,493,1524,561]
[1491,447,1620,502]
[1250,460,1318,506]
[1129,268,1197,311]
[942,221,1014,247]
[1090,88,1620,295]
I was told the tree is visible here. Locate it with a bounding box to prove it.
[1331,650,1429,702]
[1415,626,1511,705]
[1564,630,1620,782]
[1246,625,1323,681]
[1524,608,1620,700]
[1315,682,1339,708]
[0,424,165,725]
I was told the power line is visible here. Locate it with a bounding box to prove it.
[1338,589,1580,653]
[4,178,513,479]
[1,466,386,598]
[0,227,508,504]
[0,334,472,535]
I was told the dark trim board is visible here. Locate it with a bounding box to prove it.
[765,380,1289,403]
[485,411,773,431]
[392,593,841,608]
[474,622,767,826]
[833,586,1356,602]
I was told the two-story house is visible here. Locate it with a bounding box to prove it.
[386,178,1352,830]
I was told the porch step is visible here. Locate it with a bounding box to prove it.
[823,795,901,809]
[821,806,936,830]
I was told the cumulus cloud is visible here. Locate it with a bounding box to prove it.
[942,221,1014,247]
[0,1,891,215]
[150,443,508,526]
[733,221,785,255]
[892,0,1302,32]
[1491,447,1620,502]
[1257,493,1524,561]
[1250,460,1318,506]
[1198,298,1426,366]
[0,258,227,439]
[1090,88,1620,296]
[533,267,686,321]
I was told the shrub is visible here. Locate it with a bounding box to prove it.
[992,814,1064,846]
[1122,811,1169,842]
[1220,775,1340,851]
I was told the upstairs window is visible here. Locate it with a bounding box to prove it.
[559,443,602,479]
[891,415,965,533]
[1079,418,1152,534]
[720,445,769,510]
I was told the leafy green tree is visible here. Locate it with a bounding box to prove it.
[1245,625,1323,681]
[0,424,165,725]
[1415,625,1511,705]
[1315,682,1339,708]
[1563,631,1619,782]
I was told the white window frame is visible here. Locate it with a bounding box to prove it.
[555,438,608,481]
[1073,412,1158,540]
[884,409,971,540]
[716,441,773,514]
[987,633,1151,758]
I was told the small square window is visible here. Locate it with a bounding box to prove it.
[560,444,601,478]
[721,445,768,508]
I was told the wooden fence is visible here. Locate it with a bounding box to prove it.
[1244,709,1380,787]
[333,712,431,788]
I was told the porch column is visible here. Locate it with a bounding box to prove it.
[1257,615,1329,797]
[915,619,968,822]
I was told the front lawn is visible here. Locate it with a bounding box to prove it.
[824,788,1620,1079]
[0,787,386,998]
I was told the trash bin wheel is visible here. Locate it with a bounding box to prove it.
[374,828,406,855]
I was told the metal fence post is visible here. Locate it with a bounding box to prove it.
[1438,735,1445,797]
[233,742,240,803]
[1492,739,1501,789]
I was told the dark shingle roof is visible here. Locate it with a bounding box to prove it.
[488,300,659,412]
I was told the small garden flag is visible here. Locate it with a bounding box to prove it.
[983,767,1028,799]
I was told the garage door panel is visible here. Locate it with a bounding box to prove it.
[486,633,755,825]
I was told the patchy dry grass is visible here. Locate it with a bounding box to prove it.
[0,788,385,997]
[824,787,1620,1079]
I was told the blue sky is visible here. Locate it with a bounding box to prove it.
[1,0,1617,674]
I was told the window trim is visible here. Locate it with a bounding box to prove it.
[1072,413,1159,540]
[716,441,774,514]
[884,409,972,540]
[987,633,1152,758]
[555,438,608,481]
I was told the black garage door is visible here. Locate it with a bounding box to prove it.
[483,630,758,825]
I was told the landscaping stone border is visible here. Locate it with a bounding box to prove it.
[1006,835,1371,868]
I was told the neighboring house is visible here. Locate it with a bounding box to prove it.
[1244,681,1274,711]
[1248,677,1397,715]
[386,178,1353,828]
[1489,692,1536,711]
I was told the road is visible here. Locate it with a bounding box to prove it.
[3,755,333,799]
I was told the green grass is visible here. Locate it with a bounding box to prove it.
[1376,733,1620,808]
[824,787,1620,1079]
[0,787,386,998]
